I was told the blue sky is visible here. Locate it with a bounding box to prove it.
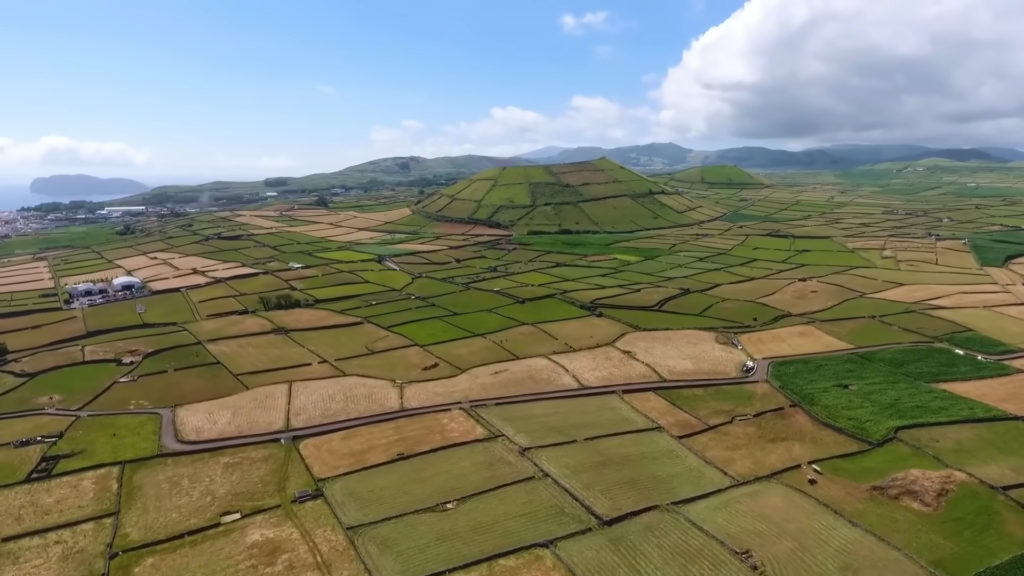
[2,0,1020,185]
[0,0,743,183]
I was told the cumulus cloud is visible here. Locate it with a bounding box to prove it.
[0,136,150,167]
[560,11,609,34]
[367,98,654,158]
[654,0,1024,146]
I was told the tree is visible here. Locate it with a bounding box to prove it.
[313,194,331,208]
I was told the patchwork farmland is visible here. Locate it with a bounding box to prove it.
[2,160,1024,575]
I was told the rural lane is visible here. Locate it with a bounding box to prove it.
[2,341,1020,453]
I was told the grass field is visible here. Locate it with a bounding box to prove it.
[782,441,1024,576]
[859,346,1019,382]
[684,482,932,576]
[682,408,865,479]
[941,330,1020,354]
[658,382,789,424]
[451,549,572,576]
[299,410,490,478]
[324,439,534,525]
[899,421,1024,486]
[114,443,294,549]
[770,355,1006,440]
[48,414,160,473]
[86,364,246,409]
[205,334,321,373]
[0,363,130,413]
[0,465,120,538]
[352,479,593,576]
[531,431,732,518]
[0,516,114,576]
[558,509,750,576]
[475,396,655,447]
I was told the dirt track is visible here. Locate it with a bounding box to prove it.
[1,342,1021,453]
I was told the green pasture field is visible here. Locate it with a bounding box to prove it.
[899,421,1024,486]
[428,290,516,313]
[83,331,197,361]
[324,440,534,526]
[442,310,521,334]
[48,414,161,473]
[883,311,967,337]
[475,396,655,447]
[0,444,46,486]
[205,334,321,373]
[857,346,1018,383]
[816,318,931,346]
[138,292,196,324]
[196,297,244,317]
[184,314,276,340]
[289,324,411,360]
[0,309,76,333]
[335,346,460,381]
[558,508,750,576]
[494,298,590,323]
[770,355,1005,441]
[86,365,246,409]
[391,318,473,345]
[684,482,932,576]
[941,330,1020,355]
[83,300,143,331]
[352,479,593,576]
[369,305,453,327]
[114,443,302,550]
[658,382,789,424]
[425,336,516,369]
[186,282,240,302]
[0,363,130,413]
[531,431,732,518]
[484,325,571,357]
[808,297,922,320]
[601,309,737,329]
[225,273,290,294]
[782,441,1024,576]
[4,345,83,374]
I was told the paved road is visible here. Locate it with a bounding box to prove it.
[2,342,1021,452]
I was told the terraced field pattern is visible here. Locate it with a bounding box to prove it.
[2,160,1024,575]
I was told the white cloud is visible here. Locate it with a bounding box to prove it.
[0,136,150,167]
[654,0,1024,147]
[318,85,335,94]
[560,11,609,34]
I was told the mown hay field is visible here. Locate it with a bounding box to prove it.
[0,516,114,576]
[352,479,593,576]
[174,384,289,441]
[899,421,1024,486]
[531,431,733,518]
[299,410,490,478]
[684,482,932,576]
[475,395,655,447]
[0,465,120,538]
[324,439,534,526]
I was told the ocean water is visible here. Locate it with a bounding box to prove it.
[0,185,123,211]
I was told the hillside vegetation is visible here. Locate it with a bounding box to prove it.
[414,158,743,234]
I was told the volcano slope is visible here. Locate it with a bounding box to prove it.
[412,158,737,234]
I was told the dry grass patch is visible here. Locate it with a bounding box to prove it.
[870,283,1006,303]
[289,376,400,428]
[485,325,572,357]
[623,392,706,435]
[403,357,580,408]
[0,414,74,444]
[109,509,325,576]
[985,267,1023,285]
[757,280,859,314]
[335,347,459,382]
[259,308,360,329]
[5,317,87,352]
[114,443,294,550]
[925,292,1020,308]
[549,346,661,386]
[535,316,633,349]
[83,331,196,361]
[426,336,516,370]
[0,516,113,576]
[817,273,898,294]
[614,330,749,379]
[206,334,321,373]
[0,279,55,293]
[0,309,77,334]
[936,373,1024,415]
[299,410,489,478]
[708,278,794,301]
[683,407,865,480]
[926,307,1024,347]
[937,248,979,269]
[739,324,853,358]
[289,324,412,360]
[59,267,126,285]
[174,384,289,441]
[150,274,215,290]
[0,465,119,538]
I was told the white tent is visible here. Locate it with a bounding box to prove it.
[111,276,144,292]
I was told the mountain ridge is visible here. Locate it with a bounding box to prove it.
[29,174,150,198]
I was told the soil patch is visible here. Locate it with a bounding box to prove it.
[869,469,970,512]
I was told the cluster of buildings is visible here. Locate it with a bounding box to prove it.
[66,275,145,299]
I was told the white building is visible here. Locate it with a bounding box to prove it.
[264,192,278,197]
[111,276,144,292]
[101,206,147,216]
[66,282,98,297]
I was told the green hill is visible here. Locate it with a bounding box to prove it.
[414,158,732,234]
[653,165,768,189]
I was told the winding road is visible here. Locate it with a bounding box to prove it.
[2,341,1020,453]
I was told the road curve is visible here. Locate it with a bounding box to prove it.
[2,342,1021,453]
